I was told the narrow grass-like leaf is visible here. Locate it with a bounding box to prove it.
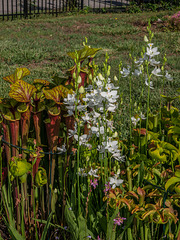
[41,211,54,240]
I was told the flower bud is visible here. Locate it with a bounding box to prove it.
[79,86,85,94]
[98,73,104,81]
[107,65,111,77]
[72,72,76,79]
[144,35,148,42]
[114,76,118,81]
[112,131,118,138]
[77,76,82,84]
[89,73,93,80]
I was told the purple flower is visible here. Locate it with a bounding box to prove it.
[113,216,126,226]
[104,182,111,193]
[90,179,98,189]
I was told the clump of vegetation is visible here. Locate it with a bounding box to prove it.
[0,21,180,240]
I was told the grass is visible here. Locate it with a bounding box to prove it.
[0,10,179,137]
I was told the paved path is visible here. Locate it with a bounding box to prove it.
[0,0,130,15]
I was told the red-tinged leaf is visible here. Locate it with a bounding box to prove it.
[3,68,30,84]
[119,198,131,210]
[126,191,139,200]
[137,187,145,197]
[141,210,156,221]
[43,85,73,104]
[9,80,37,102]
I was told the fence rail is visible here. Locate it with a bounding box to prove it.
[0,0,179,20]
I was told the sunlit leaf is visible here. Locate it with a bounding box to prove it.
[165,176,180,190]
[3,68,30,84]
[43,85,73,104]
[9,80,37,102]
[67,45,101,61]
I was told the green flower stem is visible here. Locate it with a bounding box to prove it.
[145,63,150,156]
[126,159,132,192]
[21,183,25,238]
[31,167,38,240]
[74,57,81,217]
[145,223,149,240]
[140,221,144,240]
[129,74,132,146]
[0,144,2,214]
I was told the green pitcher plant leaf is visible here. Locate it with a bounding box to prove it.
[67,45,101,62]
[3,111,21,121]
[10,158,32,178]
[43,85,73,104]
[3,68,30,84]
[165,176,180,190]
[9,80,37,103]
[17,103,29,113]
[35,167,47,187]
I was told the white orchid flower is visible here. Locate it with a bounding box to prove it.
[88,168,99,178]
[131,116,140,126]
[149,58,160,66]
[78,168,88,177]
[133,69,142,76]
[120,67,131,77]
[145,76,154,89]
[146,43,160,58]
[57,144,66,154]
[109,174,123,189]
[74,134,89,146]
[152,67,163,77]
[165,71,173,81]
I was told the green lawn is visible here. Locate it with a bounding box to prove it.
[0,11,179,137]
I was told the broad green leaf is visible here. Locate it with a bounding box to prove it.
[64,201,78,240]
[97,212,107,233]
[3,217,25,240]
[67,46,101,61]
[3,68,30,84]
[10,159,32,177]
[9,80,37,102]
[168,126,180,135]
[175,170,180,178]
[3,111,21,121]
[48,106,61,116]
[43,85,73,104]
[138,161,144,187]
[17,103,29,113]
[51,75,69,87]
[149,148,167,163]
[107,208,119,240]
[78,215,95,240]
[165,177,180,190]
[118,214,135,240]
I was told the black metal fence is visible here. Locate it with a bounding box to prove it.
[0,0,179,20]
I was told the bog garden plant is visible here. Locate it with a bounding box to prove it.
[0,21,180,240]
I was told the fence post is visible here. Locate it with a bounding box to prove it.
[81,0,83,9]
[24,0,28,18]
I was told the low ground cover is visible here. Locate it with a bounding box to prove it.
[0,10,180,240]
